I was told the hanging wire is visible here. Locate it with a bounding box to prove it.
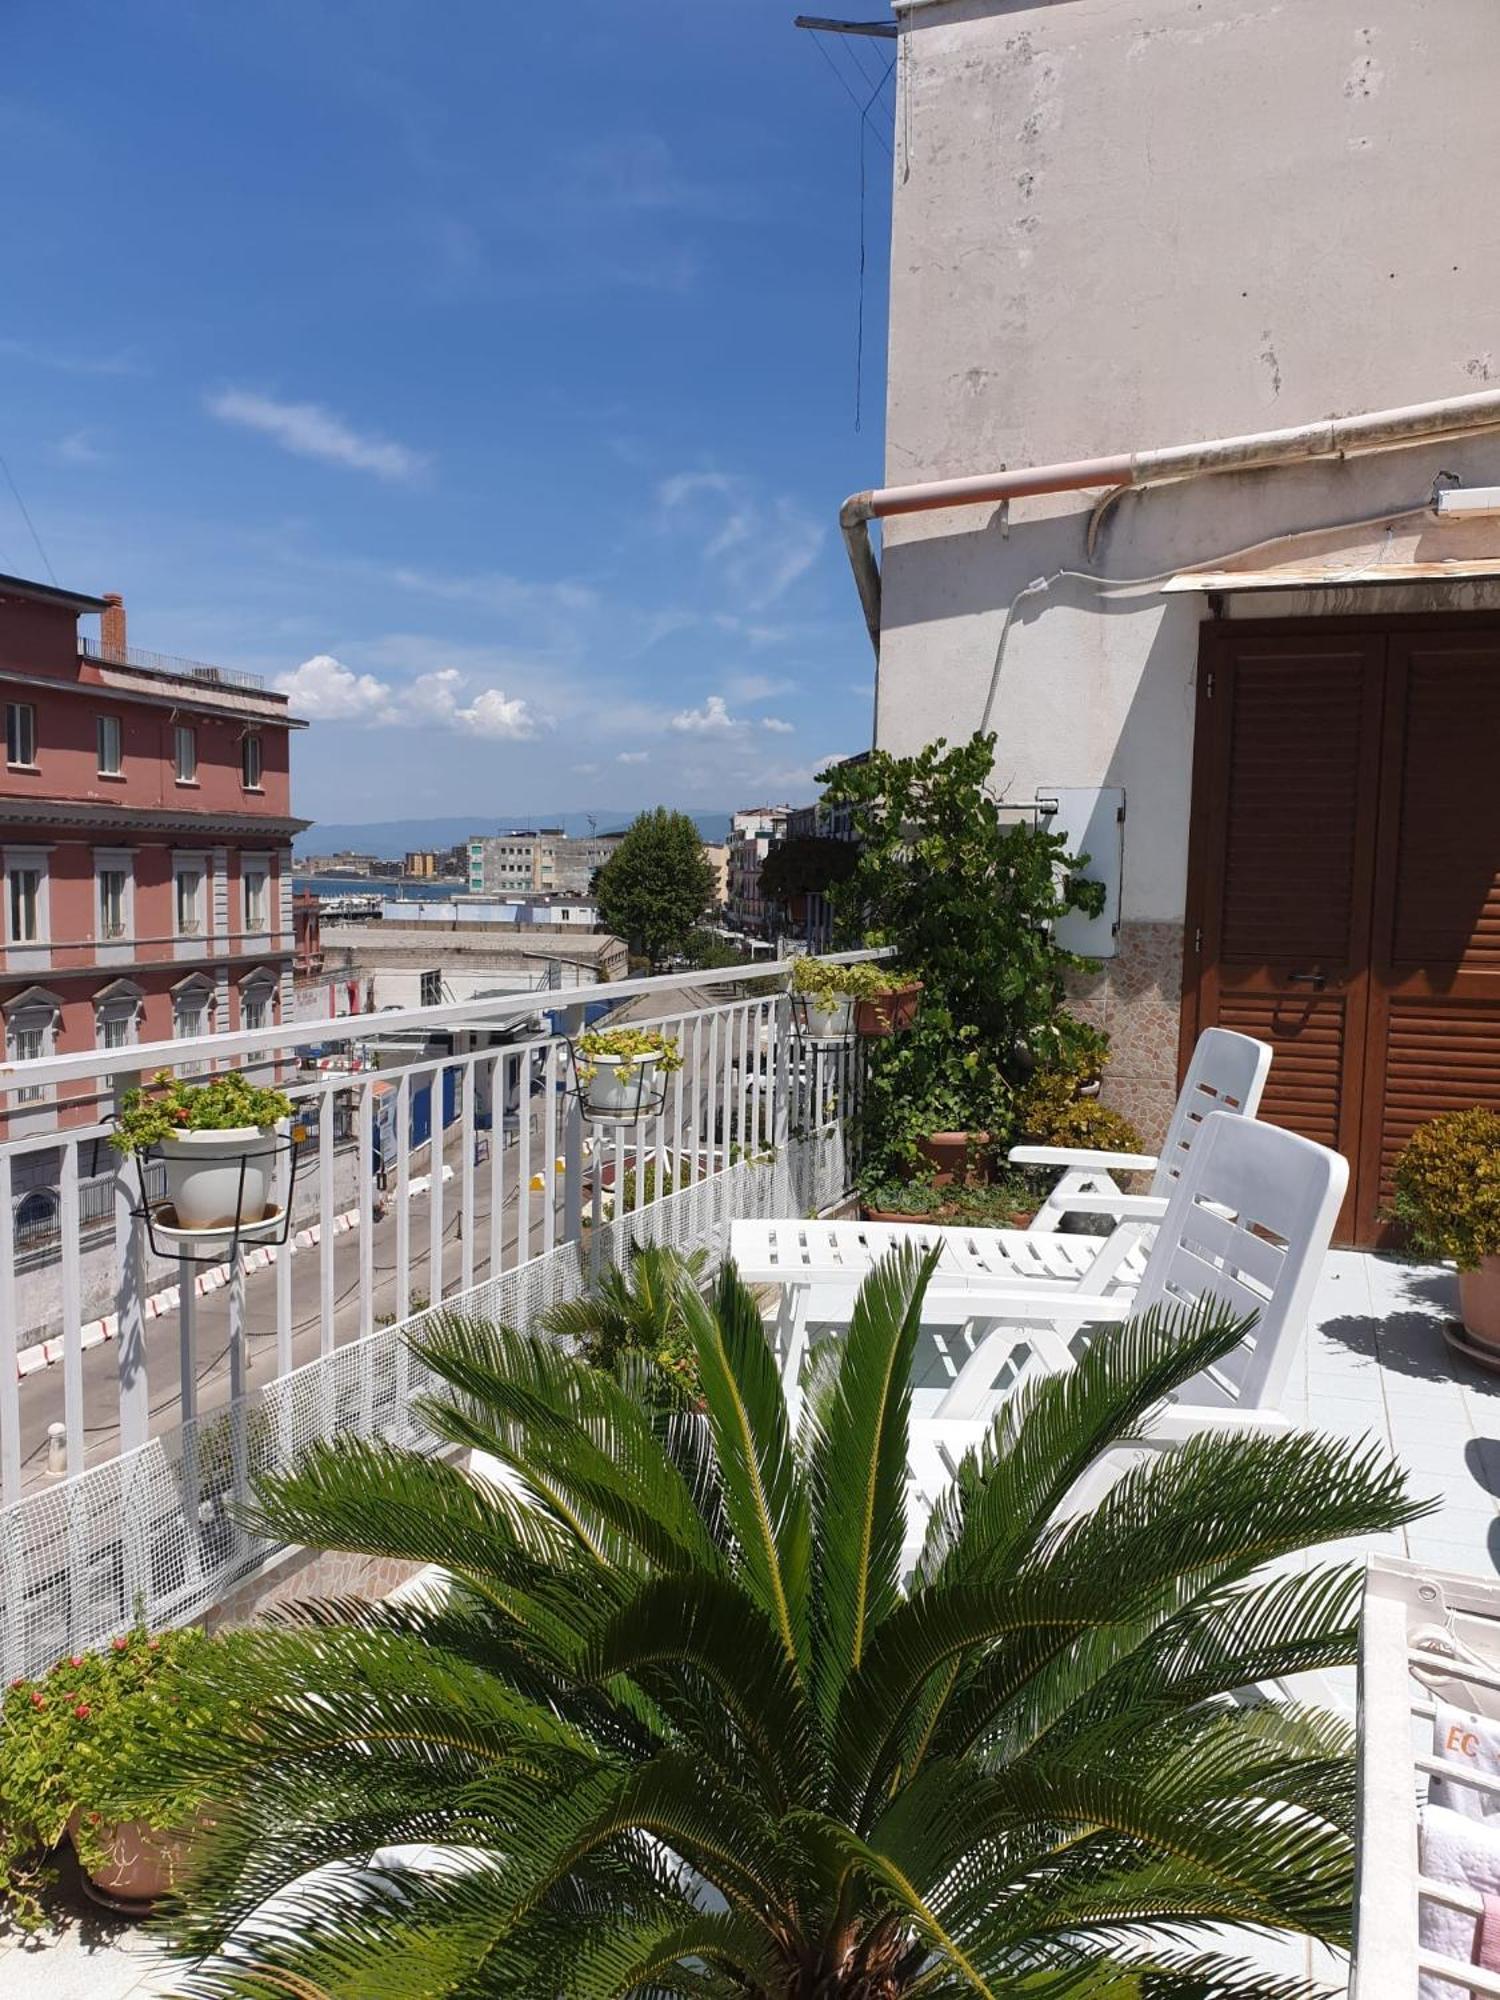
[806,29,895,431]
[0,448,57,583]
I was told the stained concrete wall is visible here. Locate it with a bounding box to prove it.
[877,0,1500,1132]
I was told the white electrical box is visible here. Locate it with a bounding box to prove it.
[1036,786,1123,959]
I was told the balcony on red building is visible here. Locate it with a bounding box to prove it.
[0,573,309,1137]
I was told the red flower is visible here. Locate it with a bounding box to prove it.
[110,1635,129,1652]
[69,1654,85,1668]
[30,1692,46,1709]
[8,1677,24,1690]
[73,1702,91,1720]
[173,1107,191,1124]
[147,1638,160,1651]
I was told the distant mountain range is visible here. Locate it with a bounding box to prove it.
[294,811,734,860]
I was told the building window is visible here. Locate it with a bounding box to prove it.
[241,733,262,789]
[5,702,36,769]
[97,713,123,776]
[243,989,270,1032]
[175,865,203,935]
[172,981,213,1071]
[419,969,442,1007]
[13,1025,44,1101]
[174,724,197,783]
[243,866,267,935]
[98,868,128,939]
[8,866,41,944]
[100,1014,132,1050]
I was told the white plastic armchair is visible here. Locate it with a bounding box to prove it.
[1011,1026,1272,1235]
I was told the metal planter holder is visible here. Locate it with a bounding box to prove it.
[563,1039,669,1128]
[790,990,856,1054]
[127,1128,302,1264]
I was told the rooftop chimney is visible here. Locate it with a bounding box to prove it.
[100,593,126,659]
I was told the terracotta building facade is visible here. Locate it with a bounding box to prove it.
[0,573,307,1138]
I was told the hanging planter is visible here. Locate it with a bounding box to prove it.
[789,955,856,1048]
[567,1027,683,1126]
[854,977,923,1039]
[110,1068,298,1260]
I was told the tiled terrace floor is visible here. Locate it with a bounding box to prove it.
[3,1250,1491,1999]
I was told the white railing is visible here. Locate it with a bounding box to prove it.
[0,956,876,1677]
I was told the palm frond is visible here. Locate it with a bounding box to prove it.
[803,1242,940,1717]
[684,1260,812,1676]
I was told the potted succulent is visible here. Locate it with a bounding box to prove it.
[110,1069,292,1237]
[0,1626,231,1924]
[1391,1107,1500,1358]
[575,1027,683,1120]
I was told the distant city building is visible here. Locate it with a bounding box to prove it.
[314,922,626,1015]
[296,850,399,880]
[702,841,729,911]
[375,893,600,929]
[466,829,624,896]
[403,849,439,879]
[0,574,308,1139]
[726,806,791,937]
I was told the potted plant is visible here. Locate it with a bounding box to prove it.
[1391,1107,1500,1357]
[858,1171,1041,1227]
[574,1027,683,1119]
[0,1626,230,1924]
[853,969,923,1039]
[788,956,899,1041]
[110,1068,292,1237]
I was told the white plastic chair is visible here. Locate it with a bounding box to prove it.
[731,1031,1272,1390]
[905,1110,1348,1529]
[1010,1025,1272,1234]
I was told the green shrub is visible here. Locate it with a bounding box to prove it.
[1034,1098,1147,1156]
[0,1625,237,1927]
[1391,1107,1500,1270]
[111,1069,293,1157]
[541,1242,708,1402]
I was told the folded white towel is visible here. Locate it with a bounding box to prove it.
[1420,1804,1500,1997]
[1433,1701,1500,1820]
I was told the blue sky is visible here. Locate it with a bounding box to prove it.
[1,1,893,826]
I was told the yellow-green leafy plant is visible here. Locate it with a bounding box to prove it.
[575,1026,684,1089]
[789,957,907,1006]
[1391,1107,1500,1270]
[1028,1097,1147,1158]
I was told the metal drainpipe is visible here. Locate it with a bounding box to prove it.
[841,386,1500,657]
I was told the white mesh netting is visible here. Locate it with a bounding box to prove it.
[0,1120,851,1679]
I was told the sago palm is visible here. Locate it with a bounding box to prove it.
[144,1245,1421,1998]
[540,1240,709,1398]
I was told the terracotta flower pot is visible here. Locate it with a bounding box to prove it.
[860,1205,938,1224]
[916,1131,992,1188]
[854,982,923,1038]
[1459,1257,1500,1351]
[69,1810,198,1912]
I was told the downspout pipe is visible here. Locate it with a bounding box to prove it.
[841,386,1500,655]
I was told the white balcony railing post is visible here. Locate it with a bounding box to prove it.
[562,1003,585,1249]
[112,1069,149,1456]
[0,1149,18,1507]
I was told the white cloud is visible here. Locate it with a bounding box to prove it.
[275,654,535,739]
[55,429,103,465]
[275,654,393,721]
[207,389,427,482]
[658,472,824,609]
[760,716,794,734]
[727,671,793,702]
[669,694,735,734]
[617,749,650,765]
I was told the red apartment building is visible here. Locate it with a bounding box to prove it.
[0,573,307,1139]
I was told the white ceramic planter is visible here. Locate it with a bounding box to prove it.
[157,1126,276,1231]
[801,995,853,1042]
[584,1054,658,1119]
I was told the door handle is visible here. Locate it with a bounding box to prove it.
[1287,970,1327,988]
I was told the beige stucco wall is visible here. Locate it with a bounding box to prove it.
[876,0,1500,1129]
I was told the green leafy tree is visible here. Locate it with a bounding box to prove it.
[139,1249,1418,1997]
[594,809,715,970]
[819,733,1107,1175]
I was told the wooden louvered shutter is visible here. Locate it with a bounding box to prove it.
[1184,630,1386,1241]
[1359,637,1500,1241]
